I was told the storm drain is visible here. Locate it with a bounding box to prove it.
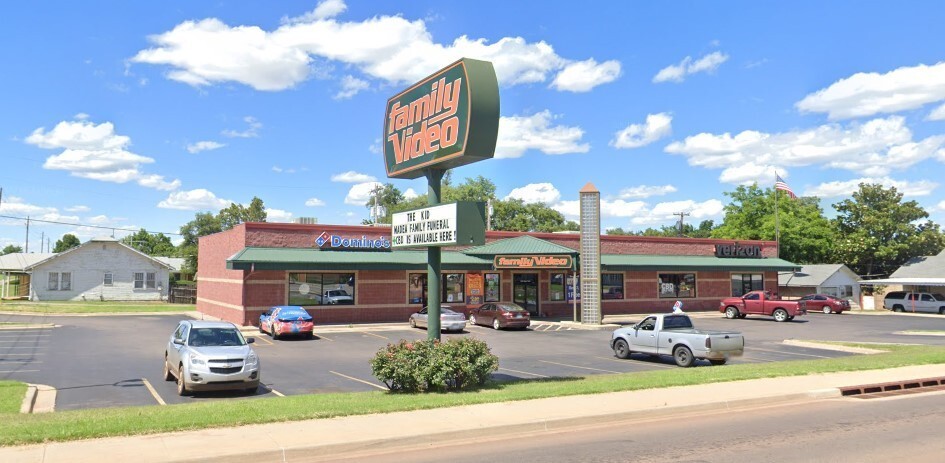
[840,376,945,399]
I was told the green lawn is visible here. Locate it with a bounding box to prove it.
[1,343,943,447]
[0,381,27,415]
[0,301,194,314]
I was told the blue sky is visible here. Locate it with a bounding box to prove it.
[3,0,945,250]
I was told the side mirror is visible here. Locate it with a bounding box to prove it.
[246,337,255,344]
[173,338,184,345]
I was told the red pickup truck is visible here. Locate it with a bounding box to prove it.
[719,290,807,322]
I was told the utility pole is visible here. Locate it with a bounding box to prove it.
[673,211,690,237]
[25,216,30,253]
[40,232,44,253]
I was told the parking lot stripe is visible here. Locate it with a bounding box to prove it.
[0,370,39,373]
[360,331,389,340]
[498,367,549,378]
[539,360,624,374]
[0,334,50,338]
[252,336,274,346]
[264,384,285,397]
[592,356,675,369]
[314,333,334,341]
[0,340,48,343]
[141,378,166,406]
[329,370,388,390]
[748,347,831,359]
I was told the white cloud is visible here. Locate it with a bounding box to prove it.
[611,112,673,149]
[131,7,619,92]
[551,58,621,92]
[334,75,369,99]
[937,200,945,212]
[504,183,561,204]
[25,118,181,191]
[928,103,945,121]
[653,51,729,83]
[403,188,419,199]
[618,185,677,199]
[74,113,90,121]
[331,171,376,183]
[344,181,382,205]
[0,196,59,219]
[186,140,225,153]
[665,116,945,183]
[305,197,325,207]
[65,205,90,213]
[495,111,589,159]
[265,208,294,222]
[222,116,262,138]
[157,189,231,210]
[631,199,724,226]
[805,177,938,198]
[796,61,945,120]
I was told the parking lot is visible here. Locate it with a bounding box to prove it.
[3,310,945,411]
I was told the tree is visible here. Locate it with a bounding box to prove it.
[53,234,81,253]
[219,197,268,229]
[832,183,945,277]
[362,183,406,225]
[121,229,176,256]
[492,199,578,232]
[1,244,23,255]
[711,184,836,264]
[177,197,270,272]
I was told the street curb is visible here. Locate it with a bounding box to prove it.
[19,384,56,414]
[782,339,888,355]
[19,385,36,414]
[170,388,843,463]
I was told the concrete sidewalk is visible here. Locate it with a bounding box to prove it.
[4,364,945,463]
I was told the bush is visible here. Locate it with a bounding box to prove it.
[370,338,499,392]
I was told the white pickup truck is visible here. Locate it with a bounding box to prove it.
[610,314,744,367]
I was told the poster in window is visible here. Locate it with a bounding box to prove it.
[466,273,484,305]
[567,275,581,301]
[485,273,500,302]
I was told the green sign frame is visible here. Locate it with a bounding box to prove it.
[383,58,500,179]
[390,201,487,248]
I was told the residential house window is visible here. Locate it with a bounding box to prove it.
[731,273,764,297]
[601,273,624,300]
[48,272,59,291]
[104,272,113,286]
[134,272,144,289]
[60,272,72,291]
[550,273,565,301]
[146,272,156,289]
[288,273,356,306]
[484,273,500,302]
[658,273,696,298]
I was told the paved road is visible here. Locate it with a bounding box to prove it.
[2,310,945,410]
[349,389,945,463]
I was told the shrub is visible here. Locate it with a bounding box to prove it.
[370,338,499,392]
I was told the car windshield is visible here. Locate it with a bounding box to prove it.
[496,304,527,312]
[328,290,349,297]
[188,328,246,347]
[663,315,694,330]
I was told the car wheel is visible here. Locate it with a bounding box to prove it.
[613,339,632,359]
[822,306,832,314]
[469,315,477,326]
[724,307,739,319]
[163,355,174,381]
[176,365,188,396]
[271,327,279,340]
[773,309,789,322]
[787,316,795,321]
[893,304,904,312]
[939,307,945,315]
[244,385,256,394]
[493,318,501,330]
[259,324,267,335]
[673,345,694,367]
[410,318,417,328]
[709,358,727,366]
[306,332,314,340]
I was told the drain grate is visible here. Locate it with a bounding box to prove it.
[840,376,945,399]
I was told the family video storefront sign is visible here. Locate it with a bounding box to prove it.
[384,58,500,179]
[494,255,574,269]
[391,202,486,248]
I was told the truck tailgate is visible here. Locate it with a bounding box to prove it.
[707,332,743,352]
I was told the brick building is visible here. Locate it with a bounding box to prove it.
[197,222,798,326]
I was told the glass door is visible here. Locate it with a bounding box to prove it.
[513,273,539,315]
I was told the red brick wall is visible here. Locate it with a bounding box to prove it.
[196,226,247,325]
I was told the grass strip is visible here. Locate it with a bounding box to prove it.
[0,381,28,415]
[0,301,193,314]
[1,343,944,447]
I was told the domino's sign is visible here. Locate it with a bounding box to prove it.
[314,231,391,250]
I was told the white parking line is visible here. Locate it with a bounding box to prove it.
[360,331,389,340]
[252,336,274,346]
[539,360,623,374]
[313,333,334,341]
[498,367,549,378]
[141,378,166,406]
[0,370,39,373]
[1,347,45,349]
[0,334,50,338]
[260,383,285,396]
[592,356,675,369]
[0,340,48,343]
[747,347,831,359]
[329,370,387,390]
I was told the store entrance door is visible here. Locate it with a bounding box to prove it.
[513,273,539,316]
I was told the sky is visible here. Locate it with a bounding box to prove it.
[3,0,945,251]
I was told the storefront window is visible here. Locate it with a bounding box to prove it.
[288,273,355,306]
[484,273,500,302]
[443,273,465,304]
[658,273,696,298]
[550,273,565,301]
[408,273,426,304]
[731,273,764,297]
[407,273,467,304]
[601,273,624,300]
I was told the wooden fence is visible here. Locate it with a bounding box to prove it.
[169,285,196,304]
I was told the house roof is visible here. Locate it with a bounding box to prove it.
[889,249,945,279]
[227,248,493,271]
[23,239,174,271]
[778,264,857,287]
[601,255,800,271]
[154,257,187,272]
[0,253,58,272]
[462,235,577,256]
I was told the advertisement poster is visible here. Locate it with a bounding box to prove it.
[566,275,581,301]
[466,273,484,305]
[485,273,500,302]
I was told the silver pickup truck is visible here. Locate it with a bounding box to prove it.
[610,314,744,367]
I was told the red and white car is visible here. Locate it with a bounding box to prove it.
[798,294,850,314]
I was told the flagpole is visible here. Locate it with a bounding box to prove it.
[774,172,780,259]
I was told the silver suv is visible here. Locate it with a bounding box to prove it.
[883,291,945,314]
[163,320,260,395]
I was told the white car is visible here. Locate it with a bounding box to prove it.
[409,306,467,332]
[164,320,260,395]
[884,291,945,314]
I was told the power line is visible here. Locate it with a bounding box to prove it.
[0,214,182,236]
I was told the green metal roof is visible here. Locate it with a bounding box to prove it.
[227,247,493,271]
[601,255,800,271]
[462,235,577,256]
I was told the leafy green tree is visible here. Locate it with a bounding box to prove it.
[492,199,578,232]
[177,197,270,271]
[52,234,81,253]
[362,183,406,225]
[219,197,268,229]
[712,184,836,264]
[832,183,945,277]
[1,244,23,255]
[121,229,176,256]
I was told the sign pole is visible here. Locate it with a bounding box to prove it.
[426,168,444,341]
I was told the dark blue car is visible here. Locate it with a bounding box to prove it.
[259,306,314,340]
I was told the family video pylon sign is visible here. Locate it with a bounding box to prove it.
[383,58,500,179]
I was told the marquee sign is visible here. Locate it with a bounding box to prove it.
[383,58,500,179]
[714,243,762,258]
[390,202,486,248]
[493,255,574,269]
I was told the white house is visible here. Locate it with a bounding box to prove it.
[779,264,862,307]
[24,237,174,301]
